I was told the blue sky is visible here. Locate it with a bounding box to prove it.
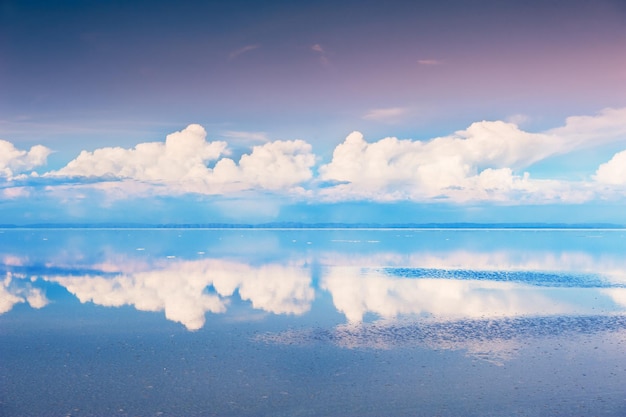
[1,0,626,224]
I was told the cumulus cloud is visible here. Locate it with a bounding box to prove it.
[44,258,314,330]
[595,150,626,185]
[317,126,560,202]
[51,124,227,181]
[0,139,51,179]
[5,107,626,205]
[319,107,626,203]
[49,124,315,195]
[213,139,314,191]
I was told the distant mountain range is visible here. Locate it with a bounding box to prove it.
[0,222,624,229]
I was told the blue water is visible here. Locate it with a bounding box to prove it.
[2,229,626,416]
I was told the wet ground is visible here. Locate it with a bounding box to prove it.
[2,229,626,416]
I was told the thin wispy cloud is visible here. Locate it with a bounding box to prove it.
[311,44,325,54]
[1,186,31,199]
[506,114,530,126]
[311,43,330,65]
[362,107,410,123]
[229,44,260,60]
[0,118,182,139]
[417,59,443,66]
[220,130,269,143]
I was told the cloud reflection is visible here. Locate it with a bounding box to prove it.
[43,259,313,330]
[1,272,48,314]
[321,267,608,323]
[2,244,626,331]
[319,249,626,283]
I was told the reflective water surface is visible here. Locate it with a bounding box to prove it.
[2,229,626,416]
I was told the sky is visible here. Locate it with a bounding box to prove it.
[1,0,626,224]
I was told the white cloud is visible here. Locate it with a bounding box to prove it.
[594,149,626,185]
[0,139,51,179]
[49,124,315,195]
[51,124,227,181]
[450,169,594,204]
[214,139,314,191]
[317,126,562,202]
[548,107,626,149]
[5,107,626,205]
[319,108,626,203]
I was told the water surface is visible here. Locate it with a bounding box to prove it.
[2,229,626,416]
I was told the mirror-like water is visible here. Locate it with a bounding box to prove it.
[2,229,626,416]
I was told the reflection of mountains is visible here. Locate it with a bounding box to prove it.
[256,315,626,364]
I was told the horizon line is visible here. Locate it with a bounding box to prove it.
[1,222,624,230]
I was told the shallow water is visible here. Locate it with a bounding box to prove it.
[2,229,626,416]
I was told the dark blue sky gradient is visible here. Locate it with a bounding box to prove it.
[1,0,625,224]
[2,0,625,148]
